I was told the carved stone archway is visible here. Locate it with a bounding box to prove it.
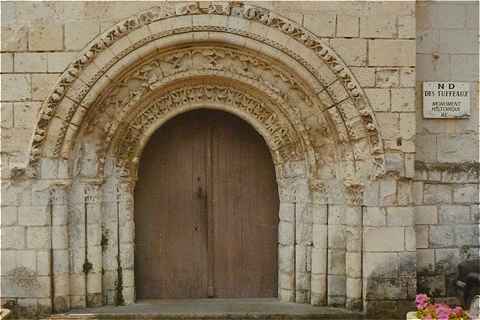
[26,1,386,313]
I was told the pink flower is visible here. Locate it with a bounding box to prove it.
[416,294,430,310]
[435,303,452,320]
[453,306,464,316]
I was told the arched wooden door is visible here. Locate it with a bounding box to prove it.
[134,109,279,299]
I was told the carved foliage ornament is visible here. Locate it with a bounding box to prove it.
[30,1,384,178]
[115,85,300,173]
[87,45,312,156]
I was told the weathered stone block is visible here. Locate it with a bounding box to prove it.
[376,68,399,88]
[416,249,435,273]
[64,21,100,51]
[437,135,477,163]
[439,205,471,224]
[311,247,326,274]
[429,225,455,248]
[453,184,478,203]
[29,23,63,51]
[400,68,415,87]
[365,252,399,277]
[303,13,336,37]
[397,180,413,205]
[18,206,49,226]
[328,225,345,249]
[365,88,390,112]
[346,252,361,278]
[0,103,13,128]
[32,74,60,101]
[279,220,294,245]
[1,25,28,51]
[1,74,31,101]
[376,113,400,141]
[53,249,69,273]
[328,250,346,275]
[364,227,404,251]
[455,225,479,246]
[365,277,405,299]
[1,226,25,249]
[36,250,50,276]
[279,202,294,221]
[312,224,327,248]
[434,248,460,273]
[364,207,386,226]
[424,184,452,204]
[398,15,415,38]
[328,275,346,296]
[386,207,414,226]
[415,225,429,249]
[351,67,375,87]
[336,15,359,37]
[360,16,397,38]
[14,53,48,72]
[415,206,437,225]
[369,39,416,66]
[1,206,17,225]
[47,52,78,73]
[26,226,50,249]
[1,53,14,73]
[13,102,40,129]
[331,38,367,66]
[379,176,397,206]
[392,88,415,112]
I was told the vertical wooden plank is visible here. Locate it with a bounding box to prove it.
[134,111,208,299]
[211,111,279,298]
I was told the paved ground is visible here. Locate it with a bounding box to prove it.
[58,299,365,319]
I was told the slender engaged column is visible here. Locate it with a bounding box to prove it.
[84,182,103,306]
[327,205,346,307]
[51,183,71,312]
[345,206,363,310]
[278,201,295,302]
[117,178,135,305]
[311,203,328,305]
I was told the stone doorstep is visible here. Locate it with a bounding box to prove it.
[46,314,365,320]
[42,299,366,320]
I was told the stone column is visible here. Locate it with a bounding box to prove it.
[117,178,135,304]
[310,203,328,305]
[345,206,363,310]
[327,205,346,306]
[278,201,295,302]
[295,200,313,303]
[84,182,103,307]
[50,183,71,312]
[68,181,87,308]
[101,177,119,305]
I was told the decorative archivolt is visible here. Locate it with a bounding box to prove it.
[111,84,303,175]
[29,1,385,181]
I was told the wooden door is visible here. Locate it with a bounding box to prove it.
[134,109,278,299]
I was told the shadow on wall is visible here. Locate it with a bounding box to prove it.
[364,253,416,319]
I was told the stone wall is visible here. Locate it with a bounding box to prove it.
[0,1,422,319]
[415,1,479,302]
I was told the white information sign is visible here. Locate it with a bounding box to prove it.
[423,82,471,118]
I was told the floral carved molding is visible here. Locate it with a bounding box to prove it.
[113,85,301,174]
[29,1,385,180]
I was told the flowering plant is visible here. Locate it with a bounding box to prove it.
[416,294,470,320]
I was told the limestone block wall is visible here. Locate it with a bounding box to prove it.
[1,1,417,318]
[415,1,479,302]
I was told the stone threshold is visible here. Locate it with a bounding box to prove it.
[46,299,366,320]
